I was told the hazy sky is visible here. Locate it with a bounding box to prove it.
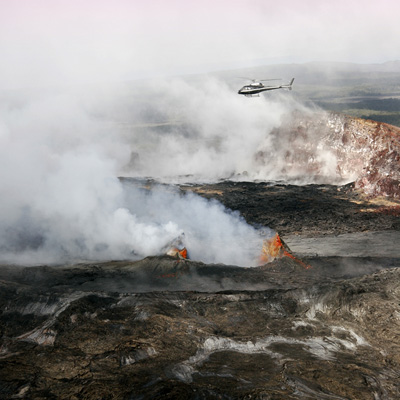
[1,0,399,89]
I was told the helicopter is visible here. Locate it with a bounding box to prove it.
[238,78,294,97]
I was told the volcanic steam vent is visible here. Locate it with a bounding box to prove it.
[256,111,400,198]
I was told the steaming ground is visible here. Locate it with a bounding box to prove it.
[0,77,295,266]
[0,172,270,266]
[118,77,338,184]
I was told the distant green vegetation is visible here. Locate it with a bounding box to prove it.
[315,98,400,127]
[363,114,400,126]
[224,61,400,127]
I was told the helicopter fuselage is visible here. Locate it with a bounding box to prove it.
[238,78,294,97]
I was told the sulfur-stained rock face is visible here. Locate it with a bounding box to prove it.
[326,113,400,198]
[258,111,400,198]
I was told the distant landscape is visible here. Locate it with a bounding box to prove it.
[217,60,400,127]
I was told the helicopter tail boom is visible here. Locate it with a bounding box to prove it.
[282,78,295,90]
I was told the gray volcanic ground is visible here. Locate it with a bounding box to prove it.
[1,184,400,399]
[1,77,400,399]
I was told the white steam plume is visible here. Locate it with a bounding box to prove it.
[120,76,338,184]
[121,77,286,181]
[0,76,331,266]
[122,182,271,266]
[0,80,276,266]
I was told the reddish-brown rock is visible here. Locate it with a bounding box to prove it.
[263,111,400,198]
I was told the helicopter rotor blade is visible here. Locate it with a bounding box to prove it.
[237,77,257,82]
[237,77,282,83]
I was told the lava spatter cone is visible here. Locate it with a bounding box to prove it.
[164,233,189,260]
[260,233,311,269]
[166,247,188,260]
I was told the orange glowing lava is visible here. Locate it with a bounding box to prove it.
[166,247,188,259]
[260,233,311,269]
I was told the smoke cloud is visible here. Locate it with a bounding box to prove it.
[119,76,339,184]
[0,79,284,266]
[0,74,339,266]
